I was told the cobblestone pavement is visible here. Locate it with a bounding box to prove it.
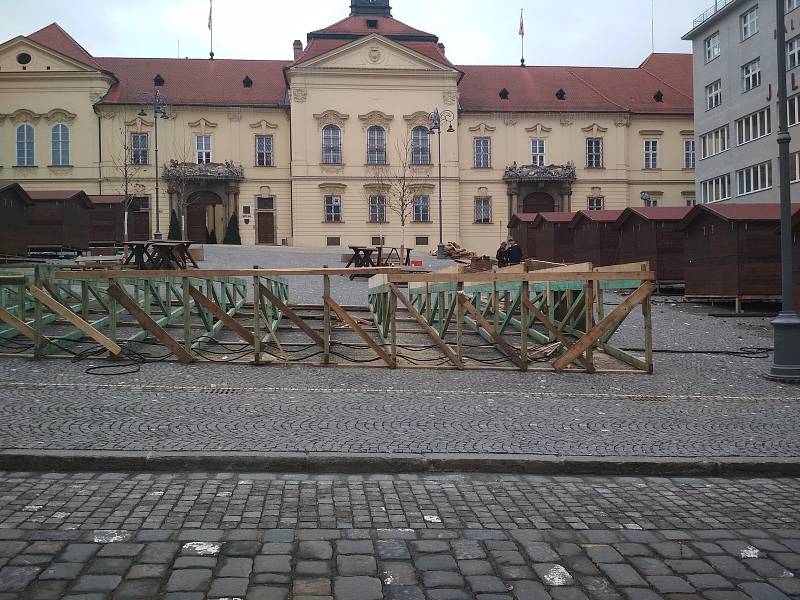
[0,472,797,599]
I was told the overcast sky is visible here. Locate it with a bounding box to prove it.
[2,0,702,66]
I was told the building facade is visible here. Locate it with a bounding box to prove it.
[684,0,800,204]
[0,0,695,255]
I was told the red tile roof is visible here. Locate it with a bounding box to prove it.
[570,210,624,228]
[639,53,694,99]
[27,23,103,70]
[679,203,800,230]
[614,206,692,228]
[293,37,454,69]
[308,16,437,39]
[97,57,291,106]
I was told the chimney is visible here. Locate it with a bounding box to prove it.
[293,40,303,60]
[437,43,446,56]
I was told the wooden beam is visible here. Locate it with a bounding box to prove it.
[28,285,122,356]
[324,294,396,368]
[107,283,193,364]
[188,285,256,347]
[458,293,527,371]
[389,283,464,369]
[259,282,325,348]
[0,305,51,345]
[522,296,595,373]
[553,282,655,372]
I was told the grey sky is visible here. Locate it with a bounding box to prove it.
[1,0,702,66]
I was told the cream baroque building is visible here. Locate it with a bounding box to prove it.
[0,0,696,255]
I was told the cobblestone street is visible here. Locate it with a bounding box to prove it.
[0,472,798,599]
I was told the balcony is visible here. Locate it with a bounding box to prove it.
[692,0,736,28]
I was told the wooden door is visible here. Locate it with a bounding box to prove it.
[257,211,276,245]
[187,203,207,243]
[523,192,555,213]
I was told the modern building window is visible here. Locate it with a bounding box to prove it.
[255,135,273,166]
[411,126,430,165]
[788,35,800,70]
[643,140,659,170]
[736,161,772,195]
[700,126,729,159]
[789,94,800,126]
[322,125,342,164]
[366,126,386,165]
[324,195,342,222]
[705,79,722,110]
[684,139,696,169]
[50,124,69,166]
[790,0,800,12]
[473,137,491,168]
[131,133,148,165]
[791,151,800,182]
[368,195,386,223]
[531,138,546,166]
[16,123,34,166]
[474,197,492,223]
[701,174,731,202]
[736,106,771,145]
[740,6,758,41]
[685,195,698,207]
[413,195,430,222]
[586,138,603,168]
[196,135,211,164]
[705,32,721,62]
[741,58,761,92]
[588,196,604,210]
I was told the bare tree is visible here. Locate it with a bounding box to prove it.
[105,121,144,253]
[163,137,196,240]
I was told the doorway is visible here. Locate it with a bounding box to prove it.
[523,192,555,213]
[186,191,222,242]
[256,196,276,245]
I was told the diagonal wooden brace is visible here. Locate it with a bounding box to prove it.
[522,296,595,373]
[324,294,396,368]
[458,292,527,371]
[188,285,255,347]
[259,282,325,348]
[0,305,52,345]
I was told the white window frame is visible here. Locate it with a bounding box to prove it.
[586,138,603,168]
[368,195,386,223]
[791,152,800,182]
[322,125,342,164]
[588,196,604,210]
[413,195,430,222]
[684,139,696,169]
[531,138,546,166]
[736,106,771,145]
[705,32,721,63]
[789,94,800,126]
[411,126,431,165]
[366,126,386,165]
[740,6,758,41]
[789,35,800,70]
[742,58,761,92]
[685,195,698,207]
[736,161,772,196]
[474,197,492,224]
[700,126,729,159]
[701,174,731,203]
[16,123,34,166]
[131,133,148,165]
[705,79,722,111]
[255,135,273,166]
[50,123,69,166]
[790,0,800,12]
[473,137,491,168]
[643,139,659,170]
[324,194,342,223]
[196,135,212,164]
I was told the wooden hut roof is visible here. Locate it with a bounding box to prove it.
[532,212,576,226]
[0,183,32,205]
[27,190,93,208]
[508,213,539,227]
[679,203,800,230]
[87,195,125,205]
[569,209,624,229]
[614,206,691,229]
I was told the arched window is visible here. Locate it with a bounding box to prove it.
[411,126,430,165]
[366,126,386,165]
[322,125,342,164]
[16,123,34,166]
[51,124,70,166]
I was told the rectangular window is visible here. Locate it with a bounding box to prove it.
[131,133,148,165]
[684,139,696,169]
[531,138,546,166]
[791,152,800,182]
[705,32,721,62]
[736,161,772,195]
[255,135,273,166]
[643,139,659,170]
[196,135,211,164]
[705,79,722,111]
[742,58,761,92]
[642,194,659,207]
[51,124,69,166]
[326,236,341,247]
[586,138,603,168]
[588,196,604,210]
[474,197,492,224]
[736,106,771,145]
[257,197,274,211]
[368,195,386,223]
[685,195,698,207]
[413,195,430,222]
[324,195,342,223]
[371,236,386,246]
[700,125,729,159]
[474,137,491,168]
[367,127,386,165]
[701,174,731,203]
[789,35,800,70]
[789,94,800,126]
[322,125,342,164]
[16,124,34,166]
[130,196,150,211]
[740,6,758,41]
[415,236,429,246]
[791,0,800,11]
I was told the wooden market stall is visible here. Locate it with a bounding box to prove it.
[614,207,691,284]
[26,190,94,250]
[529,212,575,264]
[570,210,624,267]
[87,195,125,246]
[507,213,537,260]
[0,183,33,256]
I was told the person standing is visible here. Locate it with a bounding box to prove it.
[506,238,523,265]
[496,241,508,268]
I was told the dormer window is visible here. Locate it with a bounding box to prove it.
[499,88,510,100]
[243,76,253,88]
[153,74,165,87]
[366,19,378,29]
[556,89,566,100]
[654,90,664,102]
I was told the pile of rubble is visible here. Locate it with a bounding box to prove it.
[432,241,476,260]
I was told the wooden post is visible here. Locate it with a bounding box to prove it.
[390,287,397,363]
[143,281,152,317]
[425,283,431,323]
[108,279,118,343]
[323,274,331,365]
[438,290,445,332]
[81,281,89,321]
[18,283,26,321]
[584,280,594,368]
[643,290,654,374]
[492,281,499,332]
[182,276,191,354]
[33,267,43,360]
[253,275,262,364]
[520,281,529,369]
[456,281,464,363]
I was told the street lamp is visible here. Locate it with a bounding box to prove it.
[428,108,455,259]
[138,87,170,240]
[770,0,800,382]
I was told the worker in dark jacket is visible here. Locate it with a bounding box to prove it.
[506,239,523,265]
[496,241,508,268]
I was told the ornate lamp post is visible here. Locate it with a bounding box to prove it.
[428,108,455,259]
[769,0,800,382]
[138,87,170,239]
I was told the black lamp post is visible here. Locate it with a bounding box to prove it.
[138,87,170,240]
[770,0,800,382]
[428,108,455,259]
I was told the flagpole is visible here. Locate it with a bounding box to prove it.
[209,0,214,59]
[519,8,525,67]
